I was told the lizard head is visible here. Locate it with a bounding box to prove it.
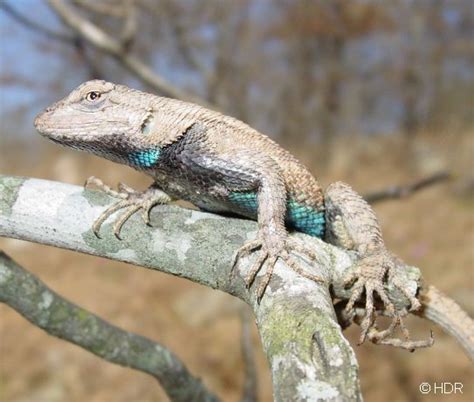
[34,80,158,165]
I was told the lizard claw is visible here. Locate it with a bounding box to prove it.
[344,252,397,343]
[84,177,171,238]
[363,317,434,351]
[233,233,325,303]
[231,239,261,276]
[343,251,423,345]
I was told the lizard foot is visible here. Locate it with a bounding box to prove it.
[343,251,421,345]
[85,176,171,239]
[364,318,434,351]
[231,233,324,303]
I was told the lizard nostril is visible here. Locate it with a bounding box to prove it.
[34,111,46,129]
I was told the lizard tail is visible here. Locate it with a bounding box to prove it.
[418,285,474,361]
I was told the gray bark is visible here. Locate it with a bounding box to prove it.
[0,175,423,401]
[0,251,218,402]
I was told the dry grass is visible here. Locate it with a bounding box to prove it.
[1,129,473,402]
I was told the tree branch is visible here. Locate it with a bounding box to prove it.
[0,175,364,401]
[364,171,451,204]
[73,0,127,18]
[73,0,138,48]
[0,1,76,44]
[47,0,216,109]
[417,285,474,360]
[0,251,219,402]
[0,2,106,80]
[145,0,211,80]
[1,174,471,398]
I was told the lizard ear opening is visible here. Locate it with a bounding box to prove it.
[141,110,155,135]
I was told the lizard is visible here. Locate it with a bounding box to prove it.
[34,80,431,348]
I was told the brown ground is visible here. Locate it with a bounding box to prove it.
[0,129,473,402]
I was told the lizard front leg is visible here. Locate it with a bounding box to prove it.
[325,181,430,348]
[85,176,172,238]
[226,153,324,302]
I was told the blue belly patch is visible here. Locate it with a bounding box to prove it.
[229,191,259,212]
[128,149,161,168]
[286,199,325,238]
[229,191,325,238]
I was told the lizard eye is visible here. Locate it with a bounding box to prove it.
[85,91,101,102]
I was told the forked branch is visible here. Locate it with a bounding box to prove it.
[1,174,473,401]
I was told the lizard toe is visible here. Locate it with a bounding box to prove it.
[256,255,277,304]
[233,232,324,303]
[244,248,268,289]
[84,180,171,238]
[112,204,141,239]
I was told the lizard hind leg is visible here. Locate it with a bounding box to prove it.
[325,182,427,348]
[85,176,172,239]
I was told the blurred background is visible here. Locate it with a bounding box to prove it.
[0,0,472,401]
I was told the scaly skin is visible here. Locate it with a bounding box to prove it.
[325,182,427,347]
[35,80,428,348]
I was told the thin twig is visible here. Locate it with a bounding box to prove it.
[73,0,125,17]
[47,0,216,109]
[0,2,102,79]
[364,171,451,203]
[73,0,137,48]
[152,0,211,79]
[75,38,105,80]
[0,1,76,44]
[120,0,138,49]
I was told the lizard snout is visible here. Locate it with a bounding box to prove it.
[34,100,62,132]
[34,108,56,136]
[34,110,46,131]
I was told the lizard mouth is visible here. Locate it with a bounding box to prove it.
[46,136,79,149]
[48,137,67,144]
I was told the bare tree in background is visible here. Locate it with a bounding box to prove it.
[267,0,393,164]
[1,0,473,148]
